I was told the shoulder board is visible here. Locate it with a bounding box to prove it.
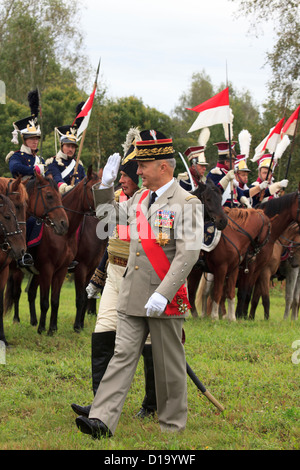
[185,195,197,201]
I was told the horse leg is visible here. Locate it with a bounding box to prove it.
[27,275,39,326]
[187,266,203,318]
[48,269,67,335]
[284,267,298,320]
[0,267,10,345]
[210,267,226,320]
[225,270,239,321]
[37,281,51,335]
[74,266,89,332]
[248,281,262,320]
[291,270,300,321]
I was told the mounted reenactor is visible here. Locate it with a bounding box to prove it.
[177,128,210,192]
[45,123,86,194]
[249,154,288,207]
[6,89,45,178]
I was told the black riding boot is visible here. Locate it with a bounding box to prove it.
[71,331,116,417]
[136,344,157,418]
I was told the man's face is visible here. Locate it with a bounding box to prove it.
[62,143,77,158]
[224,159,232,170]
[196,164,206,177]
[25,136,39,151]
[237,171,248,185]
[119,171,138,197]
[259,168,272,182]
[137,160,161,190]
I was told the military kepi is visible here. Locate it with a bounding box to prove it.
[135,130,175,161]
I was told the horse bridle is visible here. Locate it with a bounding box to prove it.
[62,177,96,217]
[0,201,23,253]
[31,182,65,227]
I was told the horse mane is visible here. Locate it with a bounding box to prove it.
[25,175,58,194]
[258,191,298,218]
[225,207,254,229]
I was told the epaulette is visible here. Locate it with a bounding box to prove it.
[185,194,197,201]
[5,151,15,163]
[210,167,222,175]
[45,157,54,165]
[114,188,122,202]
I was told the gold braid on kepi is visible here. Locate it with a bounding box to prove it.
[134,129,175,161]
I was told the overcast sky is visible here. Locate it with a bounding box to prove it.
[80,0,275,115]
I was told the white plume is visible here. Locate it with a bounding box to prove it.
[238,129,252,159]
[198,127,210,147]
[274,135,290,159]
[122,127,141,156]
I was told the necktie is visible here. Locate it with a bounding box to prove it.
[148,191,157,208]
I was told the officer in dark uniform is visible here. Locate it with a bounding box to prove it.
[6,90,45,178]
[45,125,86,194]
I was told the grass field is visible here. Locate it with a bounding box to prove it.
[0,276,299,451]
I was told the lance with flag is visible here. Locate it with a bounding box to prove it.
[187,87,235,205]
[282,105,300,179]
[71,58,101,185]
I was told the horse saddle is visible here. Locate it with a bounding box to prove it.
[26,216,44,247]
[201,221,221,252]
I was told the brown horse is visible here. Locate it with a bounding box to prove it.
[0,193,27,344]
[16,167,102,335]
[188,207,271,320]
[72,214,108,331]
[187,180,228,316]
[249,222,300,320]
[0,174,68,344]
[236,190,300,320]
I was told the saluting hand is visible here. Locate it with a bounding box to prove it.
[100,153,121,188]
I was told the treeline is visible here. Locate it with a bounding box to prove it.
[0,0,299,189]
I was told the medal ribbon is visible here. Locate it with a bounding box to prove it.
[136,190,191,316]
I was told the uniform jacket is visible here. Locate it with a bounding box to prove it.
[250,179,272,207]
[7,145,45,178]
[206,164,245,207]
[45,151,86,186]
[93,179,203,318]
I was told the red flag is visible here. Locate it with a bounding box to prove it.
[187,88,230,133]
[282,105,300,136]
[73,88,96,137]
[262,118,285,152]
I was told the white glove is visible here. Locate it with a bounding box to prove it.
[58,183,73,194]
[219,169,235,190]
[34,164,45,176]
[86,282,100,299]
[240,196,251,208]
[100,153,121,188]
[269,179,288,195]
[280,179,288,188]
[259,181,269,190]
[145,292,168,317]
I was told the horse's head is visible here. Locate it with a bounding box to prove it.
[0,194,26,260]
[24,172,69,236]
[194,179,228,230]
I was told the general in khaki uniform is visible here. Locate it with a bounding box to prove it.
[75,130,203,438]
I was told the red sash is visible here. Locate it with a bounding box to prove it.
[136,190,191,316]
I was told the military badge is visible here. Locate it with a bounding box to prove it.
[154,210,175,228]
[155,232,170,246]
